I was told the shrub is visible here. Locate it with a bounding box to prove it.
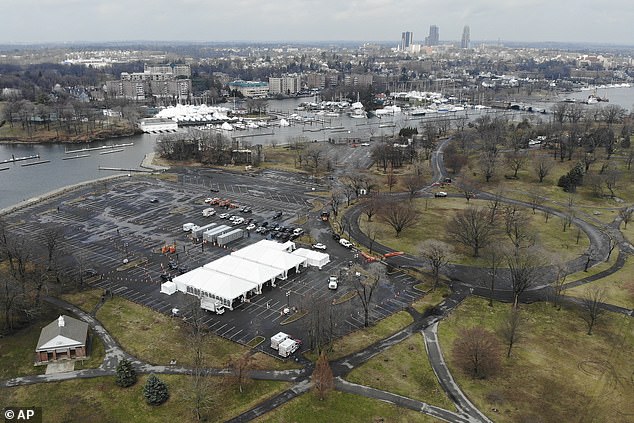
[453,327,501,379]
[143,374,169,405]
[115,359,137,388]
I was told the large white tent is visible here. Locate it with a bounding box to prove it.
[292,248,330,269]
[232,240,307,279]
[172,267,259,310]
[203,255,283,288]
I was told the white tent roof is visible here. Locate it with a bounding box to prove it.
[255,239,295,252]
[172,267,258,301]
[160,281,177,295]
[232,240,306,271]
[292,248,330,267]
[203,255,283,284]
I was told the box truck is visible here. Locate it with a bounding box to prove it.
[200,297,225,314]
[278,338,300,357]
[270,332,290,350]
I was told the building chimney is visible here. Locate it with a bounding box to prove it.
[58,315,65,327]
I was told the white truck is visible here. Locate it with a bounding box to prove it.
[182,222,196,232]
[200,297,225,314]
[339,238,353,248]
[202,207,215,217]
[278,338,300,357]
[270,332,290,350]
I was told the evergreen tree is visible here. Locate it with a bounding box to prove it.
[143,374,169,405]
[115,359,137,388]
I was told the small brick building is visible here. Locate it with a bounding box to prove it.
[35,315,89,364]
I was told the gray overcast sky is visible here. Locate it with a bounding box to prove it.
[2,0,632,45]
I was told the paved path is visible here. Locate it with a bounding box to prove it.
[423,322,493,423]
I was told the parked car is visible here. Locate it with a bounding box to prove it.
[219,213,230,219]
[204,197,214,204]
[312,243,327,250]
[339,238,353,248]
[332,232,341,241]
[149,197,159,203]
[434,191,448,197]
[246,223,256,231]
[328,276,338,290]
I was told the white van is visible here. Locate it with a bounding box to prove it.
[339,238,353,248]
[202,207,215,217]
[182,223,196,232]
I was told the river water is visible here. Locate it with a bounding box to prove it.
[1,88,632,209]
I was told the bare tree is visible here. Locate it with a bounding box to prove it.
[527,188,545,214]
[403,173,425,201]
[226,352,255,393]
[551,259,569,310]
[580,287,606,335]
[302,296,336,354]
[619,207,633,229]
[453,327,501,379]
[353,265,380,327]
[507,250,542,307]
[484,245,503,307]
[533,154,554,183]
[312,352,334,400]
[419,240,454,290]
[185,298,213,421]
[378,199,418,238]
[361,196,380,222]
[385,166,397,192]
[363,220,379,255]
[447,207,499,257]
[504,150,528,179]
[304,144,326,173]
[330,190,342,218]
[503,206,535,256]
[500,308,523,358]
[479,151,498,183]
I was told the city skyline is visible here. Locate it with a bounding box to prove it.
[1,0,633,45]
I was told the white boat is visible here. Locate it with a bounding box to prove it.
[374,105,402,116]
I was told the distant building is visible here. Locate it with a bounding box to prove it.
[305,73,326,90]
[35,315,88,364]
[228,80,269,98]
[401,31,413,50]
[461,26,471,49]
[269,74,301,95]
[105,63,192,100]
[344,73,373,87]
[425,25,439,46]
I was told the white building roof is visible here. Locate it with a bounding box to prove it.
[203,255,283,284]
[172,267,258,302]
[232,241,306,271]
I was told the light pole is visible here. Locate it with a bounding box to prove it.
[286,290,291,309]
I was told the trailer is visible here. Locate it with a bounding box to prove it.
[217,228,244,246]
[202,225,231,243]
[270,332,290,350]
[191,223,217,239]
[278,338,299,357]
[201,297,225,314]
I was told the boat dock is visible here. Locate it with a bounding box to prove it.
[98,166,153,173]
[65,143,133,154]
[1,154,40,164]
[21,160,51,167]
[99,149,124,155]
[62,154,91,160]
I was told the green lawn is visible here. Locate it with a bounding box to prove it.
[254,390,443,423]
[0,375,289,423]
[95,297,296,370]
[346,333,455,410]
[363,197,589,266]
[437,297,634,423]
[411,282,451,314]
[565,254,634,310]
[60,289,104,314]
[306,311,414,361]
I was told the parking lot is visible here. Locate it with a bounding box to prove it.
[5,169,426,357]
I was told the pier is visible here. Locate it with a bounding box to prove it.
[65,143,133,154]
[21,160,51,167]
[1,154,40,164]
[62,154,91,160]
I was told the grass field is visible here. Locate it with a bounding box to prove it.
[346,333,455,410]
[363,197,589,266]
[0,375,289,422]
[305,311,414,362]
[437,297,634,423]
[253,390,443,423]
[60,289,104,314]
[95,296,297,370]
[565,255,634,310]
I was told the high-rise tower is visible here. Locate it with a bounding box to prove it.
[461,26,470,49]
[401,31,413,50]
[425,25,439,46]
